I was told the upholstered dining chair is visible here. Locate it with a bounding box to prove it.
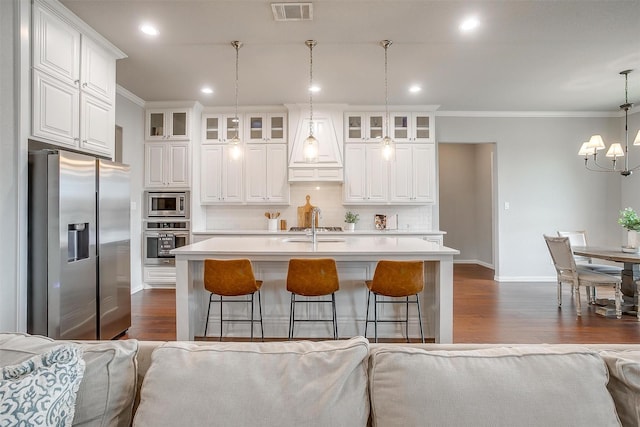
[557,230,623,303]
[203,259,264,341]
[286,258,340,340]
[364,260,425,343]
[544,235,622,318]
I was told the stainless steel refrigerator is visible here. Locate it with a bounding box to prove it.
[28,149,131,340]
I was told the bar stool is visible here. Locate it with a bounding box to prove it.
[364,260,425,343]
[286,258,340,340]
[203,259,264,341]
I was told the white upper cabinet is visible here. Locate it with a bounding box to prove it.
[144,142,190,188]
[245,144,289,204]
[390,113,435,142]
[345,113,386,142]
[200,145,243,204]
[202,114,243,143]
[245,113,287,143]
[31,0,123,158]
[343,144,388,204]
[146,109,190,140]
[390,144,436,204]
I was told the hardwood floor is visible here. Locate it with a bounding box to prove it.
[121,264,640,343]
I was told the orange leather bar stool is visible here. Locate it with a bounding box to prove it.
[286,258,340,340]
[364,260,425,343]
[203,259,264,341]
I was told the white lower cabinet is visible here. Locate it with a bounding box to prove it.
[245,144,289,204]
[144,142,190,188]
[343,144,388,203]
[143,266,176,286]
[200,145,243,204]
[390,144,436,204]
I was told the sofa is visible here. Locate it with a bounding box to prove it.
[1,333,639,427]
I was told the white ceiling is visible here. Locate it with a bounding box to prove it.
[60,0,640,112]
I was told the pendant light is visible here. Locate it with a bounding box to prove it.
[303,40,319,163]
[380,40,394,161]
[230,40,243,160]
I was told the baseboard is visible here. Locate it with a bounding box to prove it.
[454,259,494,269]
[494,275,557,283]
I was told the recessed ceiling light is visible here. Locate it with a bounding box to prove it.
[140,23,159,36]
[409,85,422,93]
[201,87,213,94]
[459,16,480,33]
[309,85,321,92]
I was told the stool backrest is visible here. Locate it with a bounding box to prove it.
[286,258,339,296]
[370,260,424,297]
[204,259,259,296]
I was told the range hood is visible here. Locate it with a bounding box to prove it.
[286,104,346,182]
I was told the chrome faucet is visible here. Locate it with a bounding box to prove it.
[311,207,321,244]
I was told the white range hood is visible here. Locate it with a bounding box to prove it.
[286,104,346,182]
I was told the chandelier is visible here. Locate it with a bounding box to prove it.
[579,69,640,176]
[303,40,319,163]
[229,40,243,160]
[380,40,394,161]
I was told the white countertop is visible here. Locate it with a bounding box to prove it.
[191,229,446,236]
[172,236,458,257]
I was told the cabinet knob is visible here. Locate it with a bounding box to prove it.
[82,82,87,88]
[74,80,80,85]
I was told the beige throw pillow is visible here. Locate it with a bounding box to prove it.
[134,337,370,427]
[369,345,621,427]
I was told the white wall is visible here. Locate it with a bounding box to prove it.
[437,115,624,281]
[621,111,640,226]
[115,90,145,293]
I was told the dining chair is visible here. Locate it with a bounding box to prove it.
[203,259,264,341]
[557,230,623,303]
[544,235,622,318]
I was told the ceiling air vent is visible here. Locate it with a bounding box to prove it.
[271,3,313,21]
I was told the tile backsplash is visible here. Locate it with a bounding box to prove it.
[204,183,434,231]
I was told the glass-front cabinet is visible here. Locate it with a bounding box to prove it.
[390,112,434,142]
[245,113,287,143]
[345,113,385,142]
[202,114,243,143]
[146,109,190,140]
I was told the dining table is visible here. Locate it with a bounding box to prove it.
[573,246,640,319]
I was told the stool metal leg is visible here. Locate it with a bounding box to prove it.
[416,294,425,343]
[288,293,295,340]
[219,296,224,341]
[257,290,264,341]
[374,293,378,343]
[204,294,213,337]
[405,296,410,343]
[364,290,371,339]
[250,293,254,341]
[331,293,338,340]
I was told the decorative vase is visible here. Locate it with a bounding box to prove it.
[344,222,355,232]
[627,230,638,250]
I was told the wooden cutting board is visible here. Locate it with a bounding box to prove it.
[297,195,318,228]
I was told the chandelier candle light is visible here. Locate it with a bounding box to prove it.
[381,40,394,161]
[230,40,243,160]
[303,40,319,163]
[579,70,640,176]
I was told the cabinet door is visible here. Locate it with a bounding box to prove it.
[166,142,190,187]
[224,115,242,142]
[168,110,189,140]
[202,114,223,143]
[32,2,80,86]
[390,113,411,142]
[389,145,413,202]
[366,145,389,202]
[222,147,243,202]
[81,37,115,104]
[268,114,287,143]
[145,143,167,187]
[412,113,433,142]
[367,114,385,141]
[412,144,436,202]
[245,145,267,201]
[343,144,367,202]
[146,110,166,140]
[246,114,266,143]
[265,144,289,203]
[32,70,79,149]
[345,113,364,142]
[201,145,223,203]
[80,93,113,156]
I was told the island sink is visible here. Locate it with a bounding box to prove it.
[281,237,346,243]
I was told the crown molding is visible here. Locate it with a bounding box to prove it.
[116,85,145,107]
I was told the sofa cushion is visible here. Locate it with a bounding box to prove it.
[0,344,85,427]
[369,345,621,427]
[600,350,640,427]
[133,337,370,427]
[0,333,138,427]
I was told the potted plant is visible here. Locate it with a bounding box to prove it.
[618,207,640,251]
[344,211,359,231]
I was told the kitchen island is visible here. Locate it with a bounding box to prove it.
[172,236,459,343]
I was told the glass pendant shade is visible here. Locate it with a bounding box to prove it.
[606,143,624,158]
[382,136,395,161]
[303,134,319,163]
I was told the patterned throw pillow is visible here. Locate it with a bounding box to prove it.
[0,345,85,427]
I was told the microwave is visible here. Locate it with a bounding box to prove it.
[145,191,190,218]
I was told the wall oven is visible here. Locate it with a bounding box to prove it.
[143,221,190,266]
[145,191,190,218]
